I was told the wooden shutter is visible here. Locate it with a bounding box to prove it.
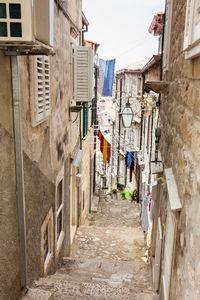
[44,56,50,116]
[31,55,50,126]
[191,0,200,43]
[183,0,193,50]
[162,209,176,300]
[36,56,45,122]
[153,217,162,292]
[163,0,173,71]
[74,46,94,103]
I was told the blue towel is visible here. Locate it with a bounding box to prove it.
[126,152,134,168]
[102,59,116,97]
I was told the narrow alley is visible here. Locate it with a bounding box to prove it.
[1,1,200,300]
[29,195,157,299]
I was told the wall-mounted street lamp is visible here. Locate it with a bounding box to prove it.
[121,99,134,128]
[155,127,161,162]
[155,127,161,143]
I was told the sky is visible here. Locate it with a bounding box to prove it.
[82,0,166,70]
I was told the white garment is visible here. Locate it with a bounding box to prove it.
[141,196,149,232]
[150,199,154,221]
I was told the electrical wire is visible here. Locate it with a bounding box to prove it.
[115,35,156,60]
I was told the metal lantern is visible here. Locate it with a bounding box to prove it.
[121,102,134,128]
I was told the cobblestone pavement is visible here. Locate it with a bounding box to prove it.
[33,257,156,300]
[23,196,157,300]
[71,196,148,262]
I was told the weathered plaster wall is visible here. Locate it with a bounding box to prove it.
[0,0,94,295]
[0,52,21,300]
[19,0,83,284]
[23,151,55,283]
[160,0,200,298]
[144,63,160,82]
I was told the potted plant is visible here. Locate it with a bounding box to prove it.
[116,182,124,191]
[131,189,137,201]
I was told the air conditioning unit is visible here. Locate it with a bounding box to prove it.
[0,0,54,49]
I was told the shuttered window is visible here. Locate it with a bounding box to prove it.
[162,208,176,300]
[55,167,65,257]
[41,207,53,275]
[83,103,88,138]
[163,0,173,71]
[74,46,94,103]
[184,0,200,59]
[30,55,51,126]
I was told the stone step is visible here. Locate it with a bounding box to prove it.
[19,288,53,300]
[32,257,156,299]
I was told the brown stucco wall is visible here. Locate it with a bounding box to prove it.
[144,62,160,82]
[0,126,21,300]
[0,0,95,296]
[19,1,83,284]
[159,0,200,298]
[0,52,21,299]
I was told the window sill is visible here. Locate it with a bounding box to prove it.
[185,41,200,60]
[44,252,53,276]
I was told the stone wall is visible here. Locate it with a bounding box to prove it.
[159,0,200,298]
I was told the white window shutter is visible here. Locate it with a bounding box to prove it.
[31,55,51,126]
[44,56,50,117]
[163,0,173,71]
[35,56,45,123]
[191,0,200,43]
[74,46,94,102]
[183,0,193,50]
[162,209,176,300]
[153,217,162,292]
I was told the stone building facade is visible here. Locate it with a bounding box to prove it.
[0,1,96,299]
[114,62,146,189]
[148,0,200,299]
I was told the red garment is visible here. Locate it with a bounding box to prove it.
[99,131,104,153]
[107,142,111,163]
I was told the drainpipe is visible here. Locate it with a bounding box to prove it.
[110,121,115,188]
[77,110,82,227]
[137,73,145,203]
[10,55,27,289]
[117,78,122,181]
[93,66,98,193]
[148,110,154,191]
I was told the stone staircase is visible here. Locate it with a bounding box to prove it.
[21,257,158,300]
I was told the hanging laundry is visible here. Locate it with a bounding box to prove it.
[99,130,111,164]
[98,59,116,96]
[99,130,104,153]
[126,151,134,168]
[150,199,154,221]
[103,139,108,163]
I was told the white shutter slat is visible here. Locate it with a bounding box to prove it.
[162,209,176,300]
[191,0,200,43]
[184,0,193,49]
[163,0,173,71]
[35,56,51,122]
[74,46,94,102]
